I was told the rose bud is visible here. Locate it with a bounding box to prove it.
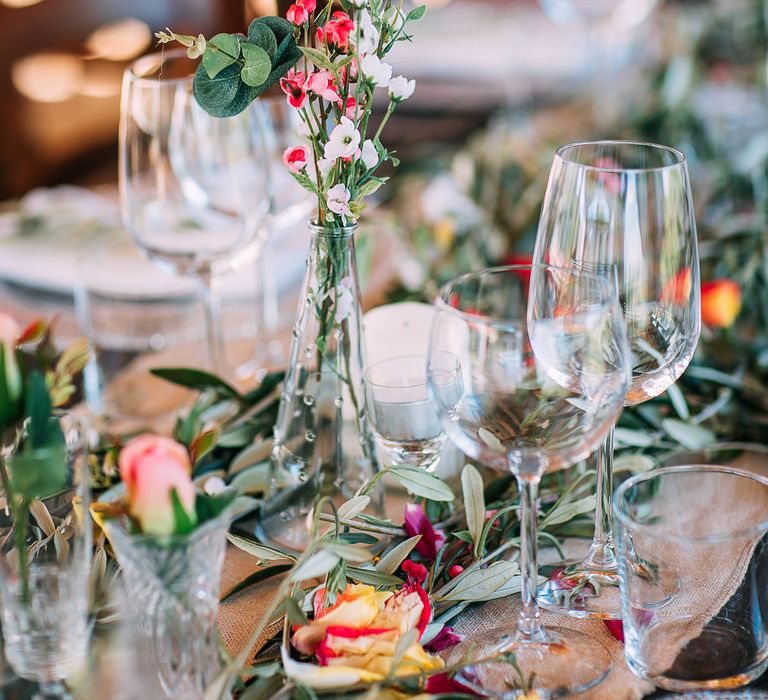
[0,311,22,431]
[701,279,741,328]
[118,435,196,536]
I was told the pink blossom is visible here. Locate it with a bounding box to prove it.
[286,3,308,25]
[280,69,307,109]
[304,70,341,103]
[345,95,358,120]
[283,145,309,173]
[403,503,447,562]
[424,625,463,653]
[318,11,355,50]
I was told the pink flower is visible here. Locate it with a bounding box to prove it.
[603,619,624,643]
[286,3,309,25]
[424,625,463,653]
[344,95,358,120]
[318,11,355,50]
[304,70,341,103]
[403,503,447,562]
[0,311,19,348]
[280,69,308,109]
[283,145,309,173]
[425,673,479,695]
[118,435,196,536]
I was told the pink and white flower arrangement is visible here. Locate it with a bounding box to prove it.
[278,0,426,226]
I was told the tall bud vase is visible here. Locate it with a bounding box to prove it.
[259,222,379,550]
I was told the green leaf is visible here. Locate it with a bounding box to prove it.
[190,427,219,465]
[461,464,485,550]
[9,444,67,502]
[284,596,309,626]
[452,530,473,543]
[388,466,454,502]
[375,535,421,575]
[613,427,656,447]
[666,383,690,420]
[195,490,236,523]
[25,371,55,450]
[661,419,716,450]
[230,462,270,495]
[323,542,373,563]
[203,33,241,79]
[171,488,197,535]
[249,16,293,45]
[259,43,302,96]
[337,532,378,545]
[290,551,340,581]
[226,533,296,562]
[245,23,278,59]
[298,46,337,72]
[539,494,596,529]
[346,566,403,587]
[406,4,427,21]
[440,561,520,601]
[613,454,656,473]
[242,371,284,404]
[220,564,292,601]
[240,44,271,87]
[337,495,370,520]
[192,63,243,118]
[151,367,241,399]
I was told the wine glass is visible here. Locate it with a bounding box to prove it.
[428,264,630,696]
[365,354,460,472]
[119,49,270,375]
[533,141,700,619]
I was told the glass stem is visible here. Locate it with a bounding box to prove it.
[583,425,617,571]
[516,476,545,642]
[197,270,226,375]
[34,680,71,700]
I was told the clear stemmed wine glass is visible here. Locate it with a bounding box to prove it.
[428,264,630,696]
[119,49,270,374]
[533,141,701,619]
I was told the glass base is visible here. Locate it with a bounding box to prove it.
[256,501,313,552]
[536,558,623,619]
[445,626,611,698]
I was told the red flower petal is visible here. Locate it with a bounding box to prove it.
[403,504,447,562]
[603,619,624,643]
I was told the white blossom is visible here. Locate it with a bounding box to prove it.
[334,277,355,323]
[361,140,378,170]
[323,117,361,160]
[355,10,379,56]
[326,184,352,217]
[317,158,335,180]
[360,54,392,88]
[388,75,416,102]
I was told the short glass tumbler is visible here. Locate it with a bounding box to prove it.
[0,416,91,699]
[104,507,231,699]
[614,465,768,691]
[365,355,459,471]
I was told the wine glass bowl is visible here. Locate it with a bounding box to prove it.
[428,265,630,696]
[119,48,271,372]
[533,140,700,619]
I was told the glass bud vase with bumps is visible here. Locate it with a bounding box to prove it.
[258,222,380,551]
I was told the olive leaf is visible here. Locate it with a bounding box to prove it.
[387,466,454,502]
[461,464,485,552]
[375,535,421,575]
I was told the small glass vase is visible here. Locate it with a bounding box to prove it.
[0,416,92,700]
[104,508,231,700]
[259,221,379,550]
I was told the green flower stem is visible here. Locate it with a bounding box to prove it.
[373,101,396,143]
[0,455,29,603]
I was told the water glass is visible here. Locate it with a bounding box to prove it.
[75,244,203,422]
[614,465,768,691]
[365,355,459,471]
[0,415,92,699]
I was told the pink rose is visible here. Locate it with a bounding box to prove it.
[283,145,309,173]
[118,435,196,536]
[286,3,309,25]
[304,70,341,103]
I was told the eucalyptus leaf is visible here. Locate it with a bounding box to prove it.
[388,466,454,502]
[245,23,277,58]
[240,44,271,87]
[375,535,421,575]
[249,15,294,45]
[203,34,241,78]
[461,464,485,550]
[193,63,243,118]
[661,419,716,450]
[226,533,295,562]
[290,551,340,581]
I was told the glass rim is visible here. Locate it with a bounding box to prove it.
[126,47,194,86]
[555,140,686,173]
[365,352,457,389]
[434,263,613,327]
[613,464,768,543]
